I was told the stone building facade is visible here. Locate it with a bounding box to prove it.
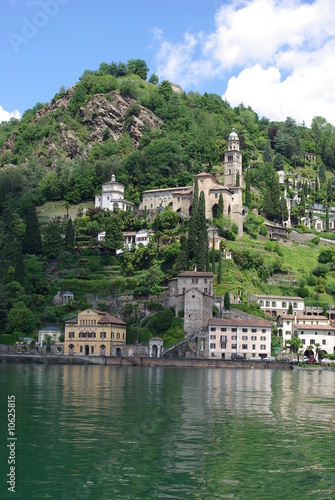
[139,129,244,236]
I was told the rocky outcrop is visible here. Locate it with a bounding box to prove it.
[80,93,163,146]
[34,87,75,121]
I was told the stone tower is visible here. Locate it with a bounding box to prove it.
[224,128,242,187]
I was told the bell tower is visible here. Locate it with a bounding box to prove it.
[224,128,242,187]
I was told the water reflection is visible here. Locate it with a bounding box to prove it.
[1,365,335,499]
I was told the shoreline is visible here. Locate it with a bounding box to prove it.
[0,353,295,369]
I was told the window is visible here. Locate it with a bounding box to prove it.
[310,339,315,345]
[100,332,106,339]
[204,288,208,294]
[221,343,226,349]
[210,343,216,349]
[204,278,207,284]
[262,329,266,333]
[182,287,186,293]
[251,336,257,341]
[192,278,198,284]
[242,328,248,333]
[80,346,83,353]
[242,344,248,350]
[232,328,237,332]
[293,302,298,309]
[242,336,248,340]
[252,344,256,350]
[302,339,305,344]
[117,332,120,339]
[260,300,264,306]
[282,302,287,308]
[231,335,237,340]
[210,335,216,340]
[210,327,216,332]
[231,344,237,349]
[69,332,74,339]
[266,301,270,307]
[112,332,114,339]
[260,345,266,350]
[272,301,276,307]
[322,339,326,345]
[91,346,94,354]
[251,329,257,333]
[221,327,227,332]
[260,336,266,341]
[220,335,227,342]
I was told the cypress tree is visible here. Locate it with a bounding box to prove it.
[14,247,24,285]
[327,178,333,203]
[211,232,216,273]
[188,177,199,260]
[263,187,273,219]
[224,291,231,310]
[175,236,188,273]
[300,190,306,215]
[43,220,64,260]
[196,230,206,272]
[217,193,224,219]
[217,250,222,284]
[65,218,75,252]
[22,205,42,255]
[271,171,281,221]
[280,197,289,224]
[326,205,329,232]
[245,169,251,209]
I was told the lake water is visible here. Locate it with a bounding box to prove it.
[1,364,335,499]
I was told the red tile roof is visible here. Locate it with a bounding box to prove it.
[209,318,272,327]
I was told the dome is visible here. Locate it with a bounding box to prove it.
[229,128,238,139]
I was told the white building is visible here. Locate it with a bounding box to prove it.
[135,229,153,247]
[38,326,63,347]
[95,175,134,212]
[250,294,305,319]
[208,317,272,359]
[277,314,329,345]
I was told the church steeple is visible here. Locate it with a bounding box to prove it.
[224,129,242,187]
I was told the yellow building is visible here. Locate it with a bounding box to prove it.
[64,309,126,356]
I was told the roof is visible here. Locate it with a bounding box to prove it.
[253,294,304,301]
[229,128,238,138]
[178,271,213,278]
[97,313,126,326]
[209,318,272,328]
[150,337,163,341]
[39,326,62,332]
[278,315,328,321]
[295,324,335,331]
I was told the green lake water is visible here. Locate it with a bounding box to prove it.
[1,364,335,499]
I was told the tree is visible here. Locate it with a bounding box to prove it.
[22,205,42,255]
[285,335,303,354]
[104,214,124,254]
[224,291,231,310]
[217,251,222,284]
[326,205,330,233]
[217,193,224,219]
[288,303,293,314]
[6,301,35,334]
[175,236,188,273]
[188,178,199,260]
[43,220,64,260]
[319,163,326,184]
[245,169,251,209]
[263,140,273,164]
[327,179,333,203]
[148,73,159,85]
[280,197,289,224]
[196,230,207,272]
[14,248,24,285]
[127,59,149,80]
[64,218,75,252]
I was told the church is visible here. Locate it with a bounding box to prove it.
[139,129,244,236]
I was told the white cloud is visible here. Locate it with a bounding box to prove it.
[0,106,21,122]
[153,0,335,126]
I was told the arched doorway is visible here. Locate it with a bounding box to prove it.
[152,344,158,357]
[85,345,89,356]
[68,344,74,355]
[212,203,218,219]
[116,347,122,357]
[100,345,106,356]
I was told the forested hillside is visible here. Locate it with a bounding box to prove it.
[1,59,335,342]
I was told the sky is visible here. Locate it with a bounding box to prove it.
[1,0,335,127]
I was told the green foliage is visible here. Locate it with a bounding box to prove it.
[6,301,35,334]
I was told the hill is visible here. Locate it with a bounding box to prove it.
[1,59,335,340]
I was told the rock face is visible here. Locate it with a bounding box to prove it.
[80,93,163,146]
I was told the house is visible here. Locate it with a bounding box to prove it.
[312,216,324,232]
[135,229,154,247]
[149,337,164,357]
[277,170,286,184]
[38,326,63,347]
[277,314,329,345]
[294,323,335,356]
[208,317,272,359]
[305,152,317,162]
[263,222,288,242]
[139,130,244,236]
[64,309,126,356]
[329,217,335,232]
[164,271,214,338]
[250,294,305,318]
[62,291,74,305]
[208,234,226,251]
[95,174,134,212]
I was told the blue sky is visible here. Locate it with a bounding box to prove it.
[1,0,335,127]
